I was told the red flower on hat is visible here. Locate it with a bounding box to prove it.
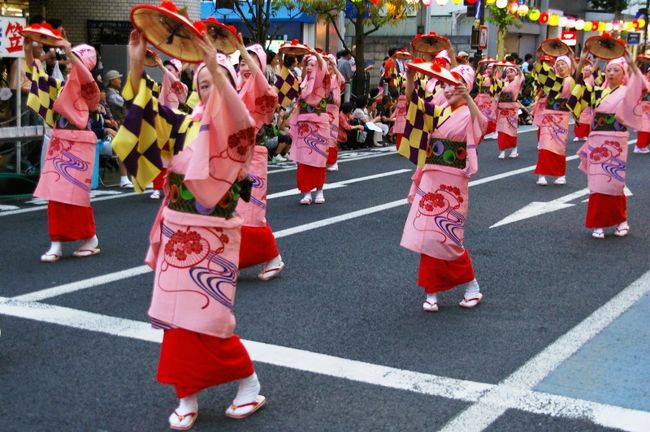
[160,1,178,13]
[451,71,462,81]
[30,23,41,29]
[205,17,218,24]
[411,58,424,64]
[193,20,206,34]
[431,63,441,72]
[291,39,299,45]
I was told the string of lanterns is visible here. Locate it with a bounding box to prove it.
[407,0,646,30]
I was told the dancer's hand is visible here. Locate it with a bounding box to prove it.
[128,30,147,67]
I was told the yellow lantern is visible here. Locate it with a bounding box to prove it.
[452,0,462,4]
[598,21,606,32]
[639,18,647,28]
[583,21,592,32]
[486,0,496,4]
[528,9,540,21]
[548,14,559,26]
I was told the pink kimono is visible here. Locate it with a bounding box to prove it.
[572,65,643,228]
[535,64,574,177]
[633,75,650,149]
[401,97,487,292]
[326,73,344,166]
[496,72,523,150]
[474,75,496,134]
[392,94,408,149]
[235,66,280,268]
[289,55,331,192]
[159,67,188,110]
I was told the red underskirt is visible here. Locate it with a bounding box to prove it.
[637,131,650,149]
[47,201,95,241]
[327,146,338,165]
[534,149,566,176]
[418,250,475,293]
[239,224,279,268]
[585,193,627,228]
[396,134,403,151]
[157,328,254,399]
[574,122,591,139]
[153,168,167,190]
[296,163,326,193]
[498,132,517,150]
[487,120,496,134]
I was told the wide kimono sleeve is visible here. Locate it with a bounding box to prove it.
[112,73,193,191]
[183,76,257,209]
[240,69,278,129]
[617,68,645,130]
[397,88,444,167]
[533,61,564,100]
[26,60,63,128]
[489,76,504,98]
[567,74,595,120]
[159,68,188,109]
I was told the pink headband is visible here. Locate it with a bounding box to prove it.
[554,56,573,75]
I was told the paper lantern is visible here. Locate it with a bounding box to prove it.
[592,21,599,31]
[435,0,448,5]
[604,22,613,32]
[574,19,584,30]
[549,14,559,26]
[639,18,646,28]
[528,9,540,21]
[486,0,496,4]
[452,0,462,4]
[466,0,477,3]
[507,2,518,13]
[517,4,528,16]
[559,16,568,27]
[496,0,508,8]
[624,21,633,31]
[422,0,432,5]
[598,21,606,32]
[539,12,549,24]
[612,21,621,32]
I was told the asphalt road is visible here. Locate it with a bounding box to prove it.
[1,127,649,432]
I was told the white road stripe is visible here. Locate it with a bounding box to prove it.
[0,296,648,431]
[267,148,397,174]
[267,169,412,199]
[438,268,650,432]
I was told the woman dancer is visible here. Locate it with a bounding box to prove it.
[25,37,101,262]
[632,67,650,154]
[474,59,497,140]
[236,42,285,281]
[113,30,266,429]
[325,54,345,172]
[288,51,331,205]
[533,54,575,185]
[569,50,642,239]
[495,63,524,159]
[572,58,594,142]
[400,65,487,312]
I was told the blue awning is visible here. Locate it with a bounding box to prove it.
[200,2,316,24]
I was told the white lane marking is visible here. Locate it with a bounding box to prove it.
[10,153,593,302]
[490,188,589,229]
[1,296,648,431]
[12,266,153,302]
[438,268,650,432]
[0,191,144,217]
[267,169,412,199]
[267,148,398,174]
[0,204,19,211]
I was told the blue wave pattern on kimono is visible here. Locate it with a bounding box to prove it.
[53,150,91,192]
[303,130,328,158]
[434,208,465,247]
[189,252,237,310]
[601,158,626,183]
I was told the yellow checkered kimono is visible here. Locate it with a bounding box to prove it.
[533,62,575,102]
[26,61,62,128]
[567,76,614,120]
[273,65,300,109]
[112,73,195,191]
[398,89,452,167]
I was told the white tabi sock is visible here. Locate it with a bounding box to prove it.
[176,393,198,414]
[266,254,283,269]
[79,235,98,250]
[233,372,261,405]
[426,293,438,304]
[462,279,481,298]
[46,241,62,256]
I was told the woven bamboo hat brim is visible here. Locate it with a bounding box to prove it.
[131,3,203,64]
[203,19,240,55]
[406,59,462,86]
[540,38,570,57]
[279,40,311,56]
[20,24,64,47]
[585,35,626,60]
[144,49,160,68]
[411,32,452,54]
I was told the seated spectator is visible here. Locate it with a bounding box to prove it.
[376,95,395,142]
[105,70,127,125]
[338,101,365,150]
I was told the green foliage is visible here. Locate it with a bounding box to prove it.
[485,4,521,29]
[588,0,628,14]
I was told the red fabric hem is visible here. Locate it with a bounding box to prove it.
[239,224,279,268]
[418,250,475,293]
[157,329,255,399]
[534,149,566,176]
[326,146,338,165]
[296,163,326,193]
[574,122,590,139]
[396,134,403,151]
[153,168,167,190]
[585,193,627,228]
[47,201,95,241]
[498,132,517,150]
[637,131,650,149]
[487,120,496,134]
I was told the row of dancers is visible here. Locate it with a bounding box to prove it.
[22,6,646,428]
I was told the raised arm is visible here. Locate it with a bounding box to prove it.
[127,30,147,95]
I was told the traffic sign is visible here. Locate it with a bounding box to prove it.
[627,32,641,45]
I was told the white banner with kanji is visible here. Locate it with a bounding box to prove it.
[0,16,26,58]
